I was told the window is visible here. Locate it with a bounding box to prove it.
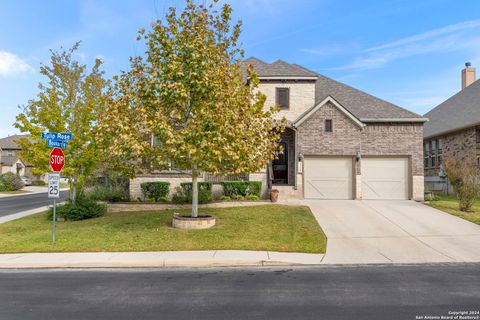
[325,119,333,132]
[275,88,290,109]
[424,143,430,168]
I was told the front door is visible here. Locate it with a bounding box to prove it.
[272,142,288,185]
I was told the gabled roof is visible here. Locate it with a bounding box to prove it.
[423,79,480,138]
[0,134,27,150]
[242,57,318,78]
[0,155,22,166]
[294,96,364,128]
[241,58,426,122]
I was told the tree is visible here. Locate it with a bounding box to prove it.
[97,0,284,217]
[15,43,108,201]
[443,156,480,211]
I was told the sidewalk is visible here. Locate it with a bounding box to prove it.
[0,250,325,268]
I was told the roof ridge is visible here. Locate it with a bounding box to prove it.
[424,78,480,117]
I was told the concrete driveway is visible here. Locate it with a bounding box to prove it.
[305,200,480,264]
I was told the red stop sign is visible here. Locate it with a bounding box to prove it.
[50,148,65,172]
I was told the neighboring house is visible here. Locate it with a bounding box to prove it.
[0,135,33,178]
[423,63,479,193]
[130,58,427,201]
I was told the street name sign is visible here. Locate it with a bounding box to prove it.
[48,173,60,198]
[50,148,65,172]
[42,132,73,141]
[47,139,67,149]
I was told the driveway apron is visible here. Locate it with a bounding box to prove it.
[304,200,480,264]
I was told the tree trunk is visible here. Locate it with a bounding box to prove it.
[71,177,77,204]
[191,167,199,218]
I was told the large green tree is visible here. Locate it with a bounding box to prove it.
[15,43,108,201]
[98,0,284,217]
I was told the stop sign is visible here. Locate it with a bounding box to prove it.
[50,148,65,172]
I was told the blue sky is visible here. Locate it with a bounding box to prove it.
[1,0,480,137]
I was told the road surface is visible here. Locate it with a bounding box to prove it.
[0,190,69,217]
[0,264,478,320]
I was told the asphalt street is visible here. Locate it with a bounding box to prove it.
[0,264,478,320]
[0,191,69,217]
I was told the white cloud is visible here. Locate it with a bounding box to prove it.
[0,51,33,76]
[337,19,480,71]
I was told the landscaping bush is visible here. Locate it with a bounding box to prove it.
[46,197,107,221]
[31,180,46,186]
[172,182,213,204]
[222,181,261,198]
[140,182,170,202]
[245,195,260,201]
[444,156,480,211]
[220,195,231,201]
[0,172,24,191]
[85,185,129,202]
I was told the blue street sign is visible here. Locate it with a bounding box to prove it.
[46,139,67,149]
[42,132,73,141]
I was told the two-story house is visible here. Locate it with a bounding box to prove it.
[423,63,479,193]
[130,58,427,201]
[0,135,32,178]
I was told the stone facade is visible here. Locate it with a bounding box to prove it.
[258,81,316,121]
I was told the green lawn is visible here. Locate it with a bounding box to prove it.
[428,194,480,225]
[0,205,326,254]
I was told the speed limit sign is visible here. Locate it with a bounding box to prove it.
[48,173,60,198]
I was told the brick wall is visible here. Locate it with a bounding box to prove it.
[424,127,477,177]
[297,101,362,156]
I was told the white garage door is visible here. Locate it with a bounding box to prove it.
[304,157,353,199]
[362,158,409,200]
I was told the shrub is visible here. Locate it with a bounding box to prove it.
[245,195,260,201]
[220,195,231,201]
[140,182,170,202]
[46,197,106,221]
[31,180,46,186]
[0,172,24,191]
[85,185,129,202]
[444,157,480,211]
[222,181,261,198]
[232,195,245,201]
[171,182,213,204]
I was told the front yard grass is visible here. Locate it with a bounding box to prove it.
[427,194,480,225]
[0,205,326,254]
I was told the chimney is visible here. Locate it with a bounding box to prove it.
[462,62,476,89]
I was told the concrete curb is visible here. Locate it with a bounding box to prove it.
[0,206,50,224]
[0,251,325,269]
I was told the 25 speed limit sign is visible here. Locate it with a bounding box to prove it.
[48,173,60,198]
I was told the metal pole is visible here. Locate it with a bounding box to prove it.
[52,199,56,244]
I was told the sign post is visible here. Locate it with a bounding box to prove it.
[48,173,60,243]
[43,132,71,244]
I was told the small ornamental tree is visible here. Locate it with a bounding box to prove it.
[443,156,480,212]
[97,0,284,217]
[15,43,108,202]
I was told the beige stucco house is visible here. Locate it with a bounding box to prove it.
[130,58,427,201]
[0,135,33,178]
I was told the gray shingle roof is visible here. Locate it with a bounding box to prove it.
[423,79,480,138]
[0,155,20,166]
[0,135,26,150]
[242,58,425,121]
[242,57,318,77]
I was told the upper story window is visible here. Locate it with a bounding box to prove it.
[275,88,290,110]
[325,119,333,132]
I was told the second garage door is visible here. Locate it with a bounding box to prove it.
[362,158,409,200]
[304,157,353,199]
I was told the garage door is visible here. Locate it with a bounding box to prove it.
[362,158,408,200]
[304,157,353,199]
